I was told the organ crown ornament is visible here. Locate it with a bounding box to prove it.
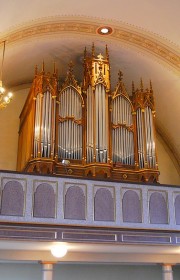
[17,45,159,183]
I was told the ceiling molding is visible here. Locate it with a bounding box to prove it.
[0,17,179,74]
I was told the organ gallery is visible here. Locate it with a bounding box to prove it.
[17,45,159,183]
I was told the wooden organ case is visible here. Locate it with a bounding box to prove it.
[17,45,159,183]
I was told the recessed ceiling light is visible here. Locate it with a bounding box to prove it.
[101,28,109,34]
[97,26,113,35]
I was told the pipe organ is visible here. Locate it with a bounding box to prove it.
[17,45,159,183]
[58,67,83,161]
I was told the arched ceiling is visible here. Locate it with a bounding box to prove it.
[0,0,180,171]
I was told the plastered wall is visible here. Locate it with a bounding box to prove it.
[0,263,180,280]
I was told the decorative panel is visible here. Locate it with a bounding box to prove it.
[94,186,114,221]
[149,192,168,224]
[33,183,56,218]
[1,180,25,216]
[122,189,142,223]
[64,184,86,220]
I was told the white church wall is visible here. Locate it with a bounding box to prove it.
[0,263,180,280]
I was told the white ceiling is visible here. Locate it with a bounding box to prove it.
[1,0,180,46]
[0,1,179,167]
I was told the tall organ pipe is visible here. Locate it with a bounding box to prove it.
[34,90,55,159]
[112,95,134,165]
[149,108,156,168]
[58,86,82,160]
[94,83,108,163]
[137,108,145,169]
[144,106,156,169]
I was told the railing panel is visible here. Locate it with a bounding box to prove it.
[0,171,180,232]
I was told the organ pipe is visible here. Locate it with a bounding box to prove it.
[18,45,159,183]
[58,86,82,160]
[34,90,56,159]
[112,95,135,165]
[94,83,108,163]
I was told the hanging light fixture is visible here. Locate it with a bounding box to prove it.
[51,243,68,258]
[0,40,13,109]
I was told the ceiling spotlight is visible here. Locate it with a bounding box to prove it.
[51,244,68,258]
[97,26,113,35]
[101,28,109,34]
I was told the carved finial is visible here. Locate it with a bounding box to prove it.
[118,70,123,82]
[115,70,128,97]
[92,42,95,57]
[68,61,74,75]
[97,53,104,60]
[140,78,143,91]
[132,81,135,94]
[150,79,153,93]
[61,61,80,90]
[35,65,38,76]
[105,45,109,60]
[42,60,45,72]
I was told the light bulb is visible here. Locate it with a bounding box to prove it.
[51,244,68,258]
[0,87,5,94]
[97,26,113,35]
[101,28,109,34]
[4,96,9,103]
[8,92,13,98]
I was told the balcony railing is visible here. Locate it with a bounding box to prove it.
[0,170,180,230]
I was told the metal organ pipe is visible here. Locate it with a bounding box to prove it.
[47,92,52,158]
[95,84,99,161]
[88,86,93,162]
[137,108,145,169]
[51,97,56,158]
[44,91,48,156]
[33,90,55,159]
[102,84,105,161]
[112,96,134,165]
[58,86,82,160]
[89,86,93,162]
[149,108,156,168]
[147,107,152,167]
[104,83,108,163]
[86,87,89,162]
[149,108,154,167]
[98,85,102,161]
[144,106,156,169]
[137,109,141,168]
[144,107,150,167]
[41,93,45,156]
[34,93,41,158]
[93,83,108,163]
